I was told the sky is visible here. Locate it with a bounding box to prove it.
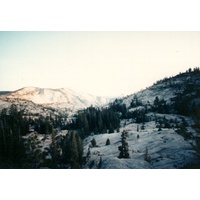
[0,31,200,97]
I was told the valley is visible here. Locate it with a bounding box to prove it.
[0,68,200,169]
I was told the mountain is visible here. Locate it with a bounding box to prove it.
[1,68,200,169]
[81,68,200,169]
[0,91,10,95]
[0,86,111,116]
[119,69,200,111]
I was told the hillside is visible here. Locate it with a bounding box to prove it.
[1,68,200,169]
[82,68,200,169]
[0,86,111,117]
[83,116,199,169]
[121,69,200,111]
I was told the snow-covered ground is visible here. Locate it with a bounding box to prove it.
[83,116,199,169]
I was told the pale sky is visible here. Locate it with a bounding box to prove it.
[0,32,199,97]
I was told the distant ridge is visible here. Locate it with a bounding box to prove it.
[0,91,10,95]
[0,86,112,116]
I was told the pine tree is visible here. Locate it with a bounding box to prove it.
[98,156,103,169]
[91,137,97,147]
[144,147,151,163]
[0,104,26,167]
[0,119,7,161]
[97,112,103,133]
[75,133,83,166]
[62,131,83,168]
[154,96,159,112]
[62,134,71,164]
[137,124,139,132]
[118,131,130,159]
[9,105,24,166]
[51,123,57,167]
[108,124,114,133]
[106,138,110,145]
[70,131,81,169]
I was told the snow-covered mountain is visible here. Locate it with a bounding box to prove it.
[0,86,111,116]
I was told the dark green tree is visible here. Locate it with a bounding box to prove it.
[0,104,26,168]
[70,131,81,169]
[144,147,151,163]
[118,131,130,159]
[98,156,103,169]
[106,138,110,145]
[51,123,57,167]
[75,133,83,166]
[97,112,103,133]
[91,138,97,147]
[62,131,83,168]
[137,124,139,132]
[72,106,120,136]
[62,134,71,164]
[108,124,114,133]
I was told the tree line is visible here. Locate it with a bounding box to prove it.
[0,104,84,169]
[68,106,120,138]
[62,131,83,168]
[0,104,28,168]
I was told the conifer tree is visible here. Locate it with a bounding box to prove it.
[98,156,103,169]
[0,104,26,167]
[75,133,83,166]
[137,124,139,132]
[62,131,83,168]
[70,131,81,169]
[62,134,71,163]
[108,124,114,133]
[97,112,103,133]
[91,138,97,147]
[51,123,57,167]
[144,147,151,163]
[106,138,110,145]
[118,130,130,159]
